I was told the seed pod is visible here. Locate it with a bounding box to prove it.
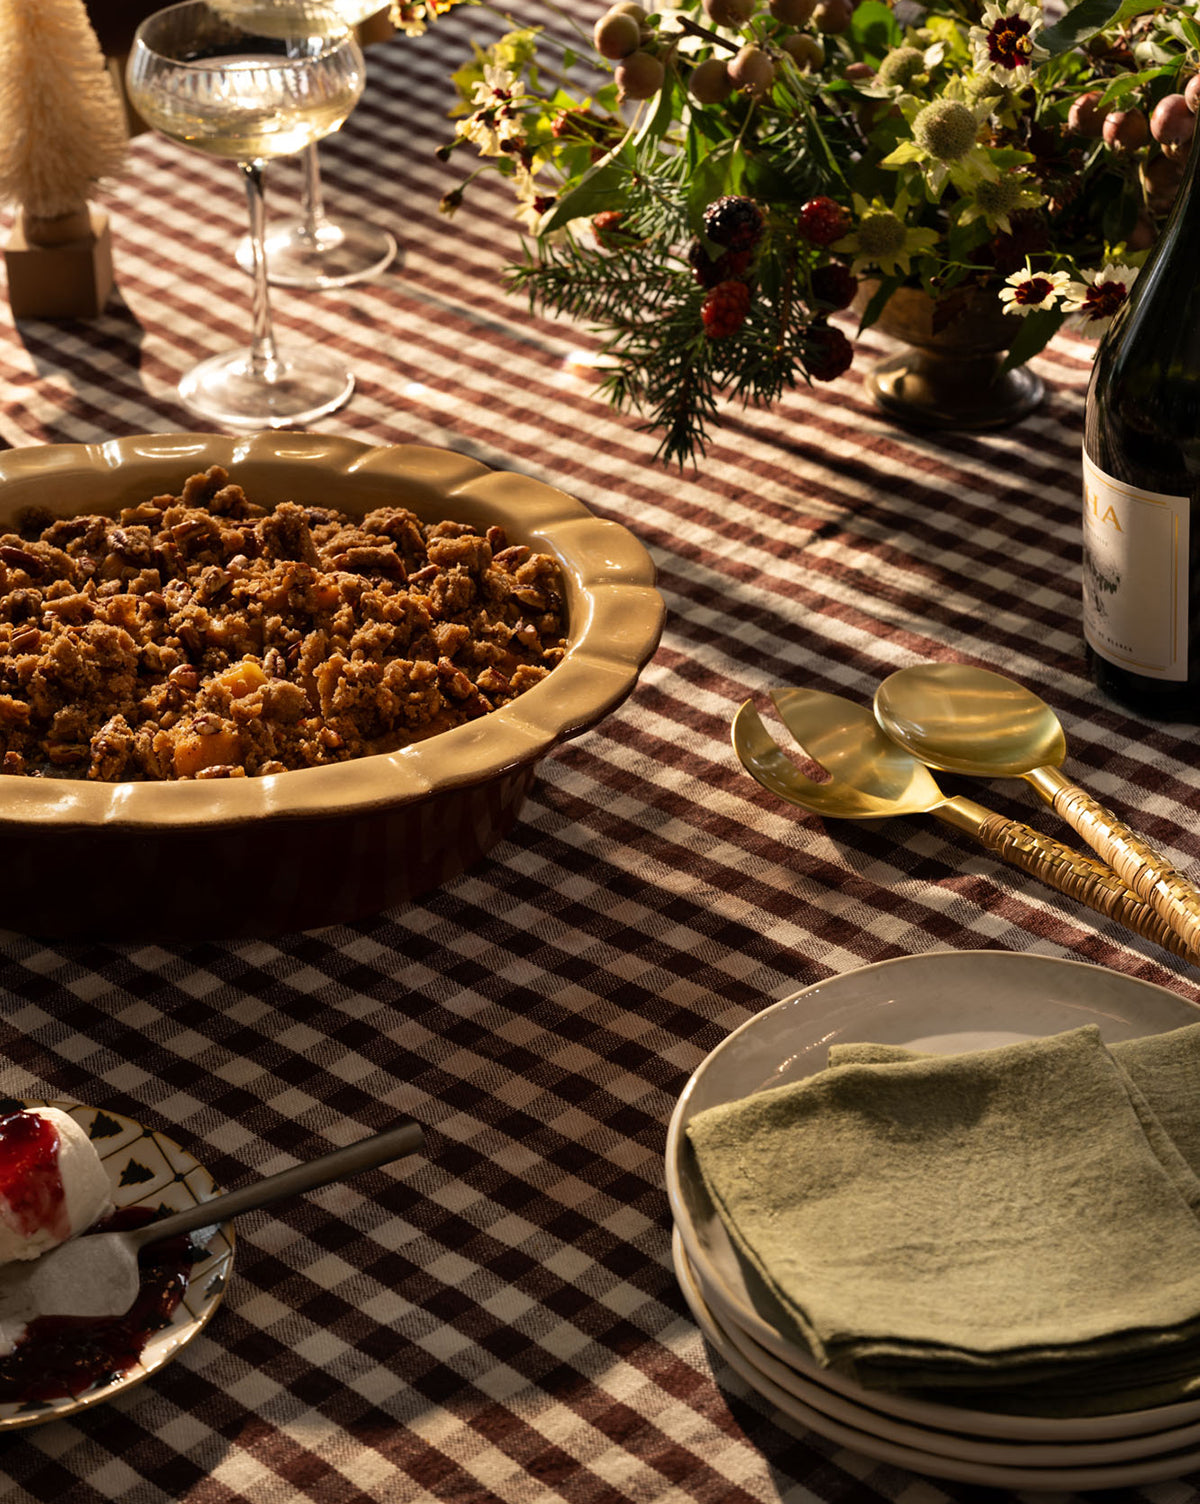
[1102,107,1150,152]
[779,31,824,69]
[615,48,666,100]
[1150,93,1194,147]
[1067,90,1108,138]
[609,2,653,43]
[728,42,776,96]
[702,0,756,25]
[690,56,735,104]
[768,0,815,23]
[1140,152,1185,213]
[813,0,853,33]
[593,9,642,58]
[1126,210,1155,249]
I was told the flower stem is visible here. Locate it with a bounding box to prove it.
[668,14,742,53]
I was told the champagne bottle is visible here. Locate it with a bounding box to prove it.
[1082,130,1200,721]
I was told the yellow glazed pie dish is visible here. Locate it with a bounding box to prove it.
[0,433,665,939]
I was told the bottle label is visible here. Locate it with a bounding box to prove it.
[1082,449,1189,682]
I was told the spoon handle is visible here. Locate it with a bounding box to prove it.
[940,797,1200,964]
[1026,766,1200,957]
[127,1118,425,1250]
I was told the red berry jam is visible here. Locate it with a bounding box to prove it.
[0,1110,68,1246]
[0,1206,194,1403]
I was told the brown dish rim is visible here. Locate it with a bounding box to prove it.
[0,431,665,831]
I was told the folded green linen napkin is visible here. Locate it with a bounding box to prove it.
[829,1022,1200,1176]
[685,1024,1200,1402]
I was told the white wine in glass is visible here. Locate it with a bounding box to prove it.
[234,0,398,286]
[126,0,366,428]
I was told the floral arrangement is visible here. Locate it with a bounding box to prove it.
[440,0,1200,464]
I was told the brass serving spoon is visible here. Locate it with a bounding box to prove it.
[874,662,1200,959]
[732,688,1198,963]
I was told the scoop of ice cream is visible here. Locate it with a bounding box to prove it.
[0,1107,112,1264]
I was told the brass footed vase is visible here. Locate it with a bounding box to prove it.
[859,282,1044,431]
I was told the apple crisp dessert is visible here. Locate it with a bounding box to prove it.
[0,466,567,780]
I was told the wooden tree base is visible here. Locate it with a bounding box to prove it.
[5,206,114,320]
[357,8,395,44]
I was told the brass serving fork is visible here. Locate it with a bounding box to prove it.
[732,688,1199,966]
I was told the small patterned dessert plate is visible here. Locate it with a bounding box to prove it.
[0,1099,233,1430]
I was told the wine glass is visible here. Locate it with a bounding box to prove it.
[233,0,398,286]
[126,1,366,428]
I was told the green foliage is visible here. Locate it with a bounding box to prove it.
[444,0,1199,464]
[848,1,902,63]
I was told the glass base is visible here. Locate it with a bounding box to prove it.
[177,344,354,430]
[865,352,1043,431]
[236,215,397,288]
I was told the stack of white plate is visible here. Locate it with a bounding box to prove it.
[666,951,1200,1489]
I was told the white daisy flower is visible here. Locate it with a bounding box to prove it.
[1061,264,1138,335]
[457,66,527,155]
[969,1,1049,88]
[999,267,1072,316]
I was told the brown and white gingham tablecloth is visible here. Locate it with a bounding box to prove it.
[2,9,1200,1502]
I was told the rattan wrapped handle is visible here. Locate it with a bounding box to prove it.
[939,797,1200,965]
[1023,768,1200,959]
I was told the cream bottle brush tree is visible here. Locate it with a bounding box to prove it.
[0,0,128,318]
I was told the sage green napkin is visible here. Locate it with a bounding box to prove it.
[829,1021,1200,1176]
[686,1025,1200,1402]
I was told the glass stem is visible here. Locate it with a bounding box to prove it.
[239,159,278,379]
[301,143,326,242]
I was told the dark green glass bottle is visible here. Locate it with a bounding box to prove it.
[1082,130,1200,721]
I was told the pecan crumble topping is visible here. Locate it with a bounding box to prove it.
[0,466,567,781]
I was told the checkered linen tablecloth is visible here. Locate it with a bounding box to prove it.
[1,8,1200,1502]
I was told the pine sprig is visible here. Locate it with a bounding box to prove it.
[507,236,684,324]
[511,225,824,466]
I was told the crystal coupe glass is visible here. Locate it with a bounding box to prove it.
[233,0,398,286]
[126,0,366,427]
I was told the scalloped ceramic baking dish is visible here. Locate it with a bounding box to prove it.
[0,433,665,939]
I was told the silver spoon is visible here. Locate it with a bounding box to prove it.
[0,1117,424,1328]
[874,661,1200,958]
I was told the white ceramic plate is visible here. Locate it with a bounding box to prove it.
[674,1228,1200,1489]
[0,1100,233,1430]
[681,1237,1200,1466]
[666,951,1200,1443]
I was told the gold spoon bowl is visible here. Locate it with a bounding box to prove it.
[872,662,1066,777]
[733,687,1198,965]
[874,662,1200,959]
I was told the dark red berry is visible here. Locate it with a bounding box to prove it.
[593,210,636,247]
[797,196,850,246]
[702,196,764,252]
[803,322,853,380]
[688,238,752,288]
[810,261,858,310]
[594,210,622,233]
[702,279,752,338]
